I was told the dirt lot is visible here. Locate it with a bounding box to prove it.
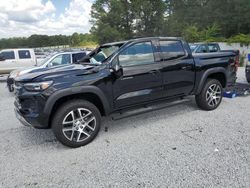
[0,68,249,187]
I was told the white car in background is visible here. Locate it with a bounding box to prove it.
[7,51,87,92]
[0,49,37,74]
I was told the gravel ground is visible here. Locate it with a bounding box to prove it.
[0,68,249,188]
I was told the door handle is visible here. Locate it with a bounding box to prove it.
[121,76,134,80]
[149,70,159,74]
[181,65,192,70]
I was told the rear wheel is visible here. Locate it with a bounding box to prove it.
[247,78,250,83]
[195,79,223,111]
[52,100,101,148]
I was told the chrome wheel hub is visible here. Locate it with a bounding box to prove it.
[62,108,96,142]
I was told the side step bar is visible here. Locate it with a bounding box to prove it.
[111,98,191,120]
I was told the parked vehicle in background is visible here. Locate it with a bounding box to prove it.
[0,49,36,74]
[7,51,87,92]
[190,43,221,53]
[245,54,250,83]
[14,37,239,148]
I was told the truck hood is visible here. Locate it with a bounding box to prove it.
[15,64,97,82]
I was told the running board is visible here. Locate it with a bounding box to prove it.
[111,98,191,120]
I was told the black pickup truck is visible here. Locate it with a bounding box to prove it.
[14,37,239,148]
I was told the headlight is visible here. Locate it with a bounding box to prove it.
[24,81,53,91]
[9,70,20,78]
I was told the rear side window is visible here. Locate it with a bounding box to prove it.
[0,51,15,60]
[18,50,31,59]
[72,52,86,63]
[160,40,185,61]
[208,44,219,52]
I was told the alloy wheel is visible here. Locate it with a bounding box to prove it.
[62,108,96,142]
[206,84,222,107]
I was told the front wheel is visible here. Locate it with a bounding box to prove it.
[195,79,223,111]
[52,100,101,148]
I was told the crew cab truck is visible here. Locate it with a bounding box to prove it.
[14,37,239,148]
[0,49,36,74]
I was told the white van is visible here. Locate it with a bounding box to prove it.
[0,49,36,74]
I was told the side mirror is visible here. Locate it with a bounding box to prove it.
[111,64,123,78]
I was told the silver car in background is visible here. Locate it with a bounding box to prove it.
[7,51,87,92]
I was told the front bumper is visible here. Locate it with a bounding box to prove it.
[14,98,50,129]
[14,108,32,127]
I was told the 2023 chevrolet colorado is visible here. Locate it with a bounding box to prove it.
[14,37,239,148]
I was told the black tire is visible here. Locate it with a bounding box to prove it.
[8,84,14,92]
[247,78,250,83]
[195,79,223,111]
[52,100,101,148]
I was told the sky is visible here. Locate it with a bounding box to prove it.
[0,0,94,39]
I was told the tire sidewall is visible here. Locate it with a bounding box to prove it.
[52,100,101,148]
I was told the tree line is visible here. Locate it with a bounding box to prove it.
[0,33,96,49]
[91,0,250,44]
[1,0,250,49]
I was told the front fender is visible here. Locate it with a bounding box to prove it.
[43,86,111,116]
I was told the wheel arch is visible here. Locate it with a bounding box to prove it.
[44,86,111,127]
[196,67,227,94]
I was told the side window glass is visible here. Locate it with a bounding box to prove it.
[208,44,219,52]
[118,42,154,67]
[196,45,207,53]
[1,51,15,60]
[18,50,31,59]
[72,53,86,63]
[160,40,185,60]
[50,54,71,66]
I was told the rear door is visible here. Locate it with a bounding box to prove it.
[112,41,163,109]
[17,50,34,68]
[159,40,195,97]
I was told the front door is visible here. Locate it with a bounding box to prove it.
[112,41,163,109]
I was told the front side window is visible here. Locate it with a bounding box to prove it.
[49,54,71,66]
[160,40,185,60]
[118,42,155,67]
[0,51,15,60]
[18,50,31,59]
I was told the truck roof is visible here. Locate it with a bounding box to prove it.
[101,37,182,47]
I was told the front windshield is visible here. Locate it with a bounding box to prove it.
[37,55,53,66]
[89,45,121,64]
[189,44,198,52]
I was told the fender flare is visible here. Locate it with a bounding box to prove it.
[43,86,111,116]
[196,67,227,94]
